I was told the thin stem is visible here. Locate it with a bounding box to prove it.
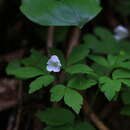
[83,99,110,130]
[46,26,55,51]
[66,27,80,58]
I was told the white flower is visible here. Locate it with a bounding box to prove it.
[114,25,129,40]
[46,55,61,72]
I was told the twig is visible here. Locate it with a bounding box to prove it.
[13,81,23,130]
[66,27,80,58]
[46,26,55,49]
[83,99,110,130]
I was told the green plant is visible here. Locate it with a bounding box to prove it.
[6,0,130,129]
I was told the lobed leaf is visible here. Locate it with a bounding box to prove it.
[29,75,55,94]
[64,88,83,113]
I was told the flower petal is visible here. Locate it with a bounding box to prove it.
[46,55,61,72]
[50,55,60,63]
[46,65,53,72]
[114,25,128,40]
[53,66,61,72]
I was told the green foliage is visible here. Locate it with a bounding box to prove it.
[45,121,95,130]
[37,107,75,126]
[7,66,44,79]
[22,49,47,70]
[50,85,66,102]
[50,85,83,113]
[64,88,83,113]
[29,75,55,94]
[84,27,130,54]
[45,125,74,130]
[121,90,130,105]
[89,55,109,67]
[75,122,96,130]
[20,0,101,28]
[67,44,89,65]
[99,77,121,101]
[66,64,93,74]
[112,69,130,79]
[6,59,22,75]
[6,23,130,127]
[68,77,97,90]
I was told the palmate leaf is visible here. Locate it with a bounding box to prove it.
[64,88,83,114]
[84,27,130,55]
[67,44,89,65]
[68,77,97,90]
[20,0,101,28]
[22,49,47,70]
[66,64,93,74]
[89,55,109,67]
[7,66,44,79]
[99,76,121,101]
[112,69,130,79]
[50,85,66,102]
[29,75,55,94]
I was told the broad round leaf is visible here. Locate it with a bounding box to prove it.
[20,0,101,28]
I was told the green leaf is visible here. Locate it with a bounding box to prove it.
[91,63,110,76]
[20,0,101,28]
[120,105,130,116]
[121,79,130,87]
[112,69,130,79]
[68,44,89,65]
[84,27,120,54]
[75,122,96,130]
[66,64,93,74]
[22,49,47,70]
[7,67,44,79]
[89,55,109,67]
[121,91,130,105]
[50,85,66,102]
[118,62,130,70]
[6,60,21,75]
[68,77,97,90]
[64,88,83,113]
[37,107,75,126]
[45,126,74,130]
[107,55,119,66]
[29,75,55,94]
[99,77,121,101]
